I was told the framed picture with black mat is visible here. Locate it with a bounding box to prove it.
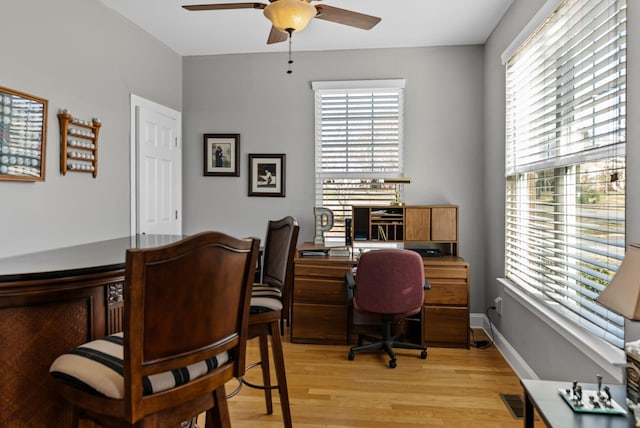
[203,133,239,177]
[248,153,285,197]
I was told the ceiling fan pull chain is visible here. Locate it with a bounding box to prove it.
[287,29,294,74]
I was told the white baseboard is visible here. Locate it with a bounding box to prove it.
[470,312,538,380]
[469,312,486,329]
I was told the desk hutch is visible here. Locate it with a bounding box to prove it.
[291,205,470,348]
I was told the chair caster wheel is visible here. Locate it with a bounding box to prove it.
[348,351,355,361]
[420,350,427,359]
[389,359,397,368]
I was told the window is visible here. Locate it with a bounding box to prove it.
[312,80,405,243]
[504,0,627,347]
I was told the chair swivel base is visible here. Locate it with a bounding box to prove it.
[348,333,427,368]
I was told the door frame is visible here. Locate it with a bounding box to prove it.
[129,94,182,235]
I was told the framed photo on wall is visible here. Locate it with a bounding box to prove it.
[248,153,285,197]
[203,133,239,176]
[0,86,48,182]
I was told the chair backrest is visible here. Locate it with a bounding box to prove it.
[123,231,260,422]
[354,249,425,316]
[261,216,299,321]
[261,216,299,290]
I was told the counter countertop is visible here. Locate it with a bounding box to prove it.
[0,235,185,282]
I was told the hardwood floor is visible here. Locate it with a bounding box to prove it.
[224,330,524,427]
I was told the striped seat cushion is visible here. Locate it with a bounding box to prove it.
[250,284,283,313]
[49,333,230,399]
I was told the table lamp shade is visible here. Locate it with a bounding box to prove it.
[596,243,640,320]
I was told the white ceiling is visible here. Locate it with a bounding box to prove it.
[99,0,514,56]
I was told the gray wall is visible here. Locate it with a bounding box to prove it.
[6,0,637,383]
[0,0,181,257]
[484,0,640,381]
[182,46,488,312]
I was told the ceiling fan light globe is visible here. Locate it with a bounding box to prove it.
[264,0,316,33]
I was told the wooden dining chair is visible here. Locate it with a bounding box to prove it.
[49,231,260,427]
[243,216,299,428]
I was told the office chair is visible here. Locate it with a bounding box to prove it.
[49,231,260,427]
[346,249,428,368]
[243,216,299,428]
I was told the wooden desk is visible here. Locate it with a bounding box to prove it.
[291,247,470,348]
[0,235,184,427]
[521,379,635,427]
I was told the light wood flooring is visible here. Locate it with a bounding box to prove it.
[223,330,525,427]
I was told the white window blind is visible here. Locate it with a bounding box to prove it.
[505,0,626,347]
[312,80,405,243]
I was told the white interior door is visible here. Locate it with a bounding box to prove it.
[130,95,182,235]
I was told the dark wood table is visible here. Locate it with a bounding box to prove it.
[521,379,636,427]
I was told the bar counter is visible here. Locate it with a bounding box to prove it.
[0,235,184,427]
[0,234,184,281]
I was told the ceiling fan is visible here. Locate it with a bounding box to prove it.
[182,0,382,45]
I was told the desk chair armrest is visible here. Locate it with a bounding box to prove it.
[345,272,356,302]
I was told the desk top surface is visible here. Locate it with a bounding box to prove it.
[521,379,635,428]
[295,242,467,265]
[0,235,185,282]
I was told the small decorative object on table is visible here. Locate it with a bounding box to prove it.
[558,376,627,416]
[313,207,334,245]
[381,177,411,206]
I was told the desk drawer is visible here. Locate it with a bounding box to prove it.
[295,263,350,279]
[424,265,468,280]
[294,277,347,305]
[425,280,468,305]
[423,306,469,348]
[291,303,347,344]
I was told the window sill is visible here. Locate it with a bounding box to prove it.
[498,278,625,382]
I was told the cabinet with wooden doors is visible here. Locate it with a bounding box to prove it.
[352,205,458,256]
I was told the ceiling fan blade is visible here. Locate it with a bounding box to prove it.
[267,26,289,44]
[314,5,381,30]
[182,3,266,12]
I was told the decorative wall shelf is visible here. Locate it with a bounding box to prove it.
[58,111,101,177]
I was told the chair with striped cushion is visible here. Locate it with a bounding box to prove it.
[243,216,299,428]
[49,231,260,427]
